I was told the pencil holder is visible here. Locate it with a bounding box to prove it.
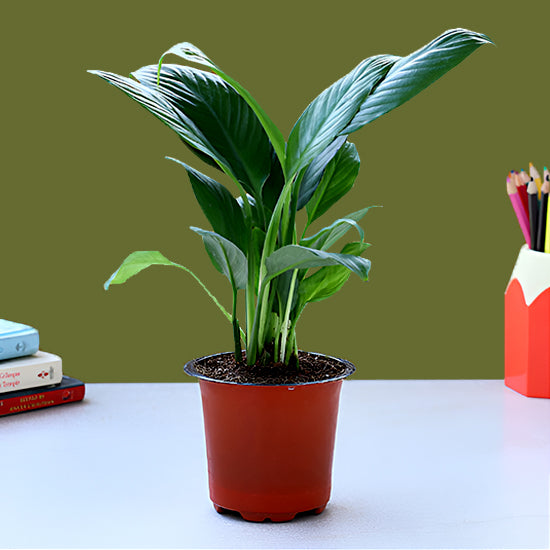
[505,244,550,398]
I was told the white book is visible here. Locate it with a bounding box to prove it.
[0,351,63,394]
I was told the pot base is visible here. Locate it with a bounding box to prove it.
[213,503,326,523]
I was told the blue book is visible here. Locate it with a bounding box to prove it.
[0,320,39,361]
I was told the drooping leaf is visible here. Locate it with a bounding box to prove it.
[103,251,241,334]
[297,136,347,210]
[301,207,376,250]
[190,227,248,289]
[305,142,360,225]
[296,242,371,306]
[343,29,493,133]
[285,55,396,179]
[265,244,371,281]
[89,69,226,171]
[133,64,273,198]
[168,158,247,252]
[89,65,273,200]
[159,42,286,168]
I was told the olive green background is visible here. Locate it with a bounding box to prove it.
[1,1,544,382]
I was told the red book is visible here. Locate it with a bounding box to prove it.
[0,376,85,417]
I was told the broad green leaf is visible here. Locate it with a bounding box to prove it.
[159,42,286,168]
[296,242,371,306]
[191,227,248,289]
[89,69,227,171]
[306,142,360,225]
[133,64,273,198]
[89,65,273,200]
[265,244,371,281]
[168,158,247,252]
[301,207,376,250]
[285,54,396,178]
[343,29,493,133]
[104,251,241,334]
[297,136,346,210]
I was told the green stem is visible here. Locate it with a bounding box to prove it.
[273,311,282,360]
[286,325,298,367]
[232,285,243,362]
[248,182,293,363]
[172,263,246,341]
[300,222,310,244]
[248,278,269,364]
[279,269,298,363]
[245,238,257,349]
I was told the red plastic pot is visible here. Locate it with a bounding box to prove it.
[184,352,355,522]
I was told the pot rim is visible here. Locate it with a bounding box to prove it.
[183,351,356,387]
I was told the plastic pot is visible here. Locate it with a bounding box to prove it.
[184,352,355,522]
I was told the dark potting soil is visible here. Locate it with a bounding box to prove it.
[191,351,354,385]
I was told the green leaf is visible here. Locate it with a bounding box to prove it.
[168,158,248,252]
[285,55,396,178]
[104,251,241,334]
[190,227,248,289]
[265,244,371,281]
[296,242,371,306]
[297,136,346,211]
[305,142,361,225]
[261,151,286,218]
[89,65,273,200]
[89,69,225,170]
[159,42,286,169]
[343,29,493,133]
[133,64,273,198]
[301,207,376,250]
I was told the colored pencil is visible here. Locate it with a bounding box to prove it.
[536,179,549,251]
[530,162,542,199]
[519,169,528,183]
[527,178,539,250]
[507,175,531,247]
[513,170,529,218]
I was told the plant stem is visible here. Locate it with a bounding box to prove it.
[245,239,256,349]
[232,285,243,362]
[248,278,268,364]
[286,326,298,367]
[248,181,293,364]
[279,269,298,363]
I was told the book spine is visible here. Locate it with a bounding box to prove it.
[0,384,85,416]
[0,358,63,393]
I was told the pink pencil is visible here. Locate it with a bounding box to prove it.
[512,170,529,218]
[507,175,531,247]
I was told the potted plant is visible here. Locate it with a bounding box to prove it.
[89,28,491,522]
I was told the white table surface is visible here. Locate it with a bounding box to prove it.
[1,380,549,550]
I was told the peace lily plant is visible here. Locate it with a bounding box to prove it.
[91,29,491,369]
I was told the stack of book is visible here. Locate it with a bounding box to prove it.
[0,319,85,416]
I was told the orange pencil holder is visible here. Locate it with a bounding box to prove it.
[505,245,550,398]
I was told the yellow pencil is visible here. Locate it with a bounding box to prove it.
[530,162,542,199]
